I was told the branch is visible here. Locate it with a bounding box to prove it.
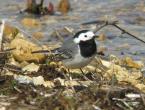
[0,48,16,54]
[31,50,50,54]
[39,0,44,7]
[111,24,145,44]
[81,20,107,25]
[4,64,24,73]
[93,20,118,33]
[82,20,145,44]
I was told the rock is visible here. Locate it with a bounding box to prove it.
[20,61,29,67]
[26,0,37,11]
[106,62,142,82]
[26,0,50,15]
[5,71,14,76]
[21,18,41,28]
[116,43,130,50]
[97,46,107,55]
[125,93,141,99]
[100,55,145,92]
[62,88,74,97]
[32,32,44,40]
[4,24,19,41]
[97,34,106,41]
[32,76,45,86]
[22,63,39,72]
[45,19,58,24]
[8,57,21,67]
[54,78,65,86]
[14,75,33,84]
[26,0,37,13]
[10,37,46,63]
[121,57,144,69]
[100,60,111,68]
[14,33,25,38]
[43,81,54,88]
[135,84,145,93]
[58,0,71,14]
[49,61,58,67]
[110,54,121,64]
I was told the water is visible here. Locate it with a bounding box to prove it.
[0,0,145,62]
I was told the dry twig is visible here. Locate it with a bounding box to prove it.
[83,20,145,44]
[0,19,5,51]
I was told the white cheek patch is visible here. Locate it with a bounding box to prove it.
[73,31,95,44]
[85,31,95,40]
[73,37,80,44]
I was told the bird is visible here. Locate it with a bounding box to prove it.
[32,30,97,79]
[57,30,97,69]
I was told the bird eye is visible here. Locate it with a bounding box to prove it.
[84,35,87,37]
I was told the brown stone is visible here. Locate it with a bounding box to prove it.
[10,37,46,63]
[97,34,106,41]
[21,18,41,28]
[58,0,71,14]
[4,24,19,41]
[122,57,144,69]
[32,32,44,40]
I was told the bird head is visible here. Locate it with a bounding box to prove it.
[73,30,97,44]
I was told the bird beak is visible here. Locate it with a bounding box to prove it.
[94,35,99,39]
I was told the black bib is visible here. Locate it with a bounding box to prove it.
[79,38,97,58]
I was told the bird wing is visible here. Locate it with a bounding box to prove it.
[57,37,78,59]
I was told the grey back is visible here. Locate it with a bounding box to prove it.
[58,37,78,59]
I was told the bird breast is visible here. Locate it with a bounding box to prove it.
[63,50,95,69]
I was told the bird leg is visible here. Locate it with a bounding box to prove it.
[64,69,76,93]
[62,68,73,81]
[67,69,73,80]
[80,68,90,81]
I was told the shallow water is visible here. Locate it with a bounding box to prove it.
[0,0,145,62]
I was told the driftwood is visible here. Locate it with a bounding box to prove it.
[25,0,44,14]
[24,0,54,15]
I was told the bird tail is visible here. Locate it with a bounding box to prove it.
[31,48,59,54]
